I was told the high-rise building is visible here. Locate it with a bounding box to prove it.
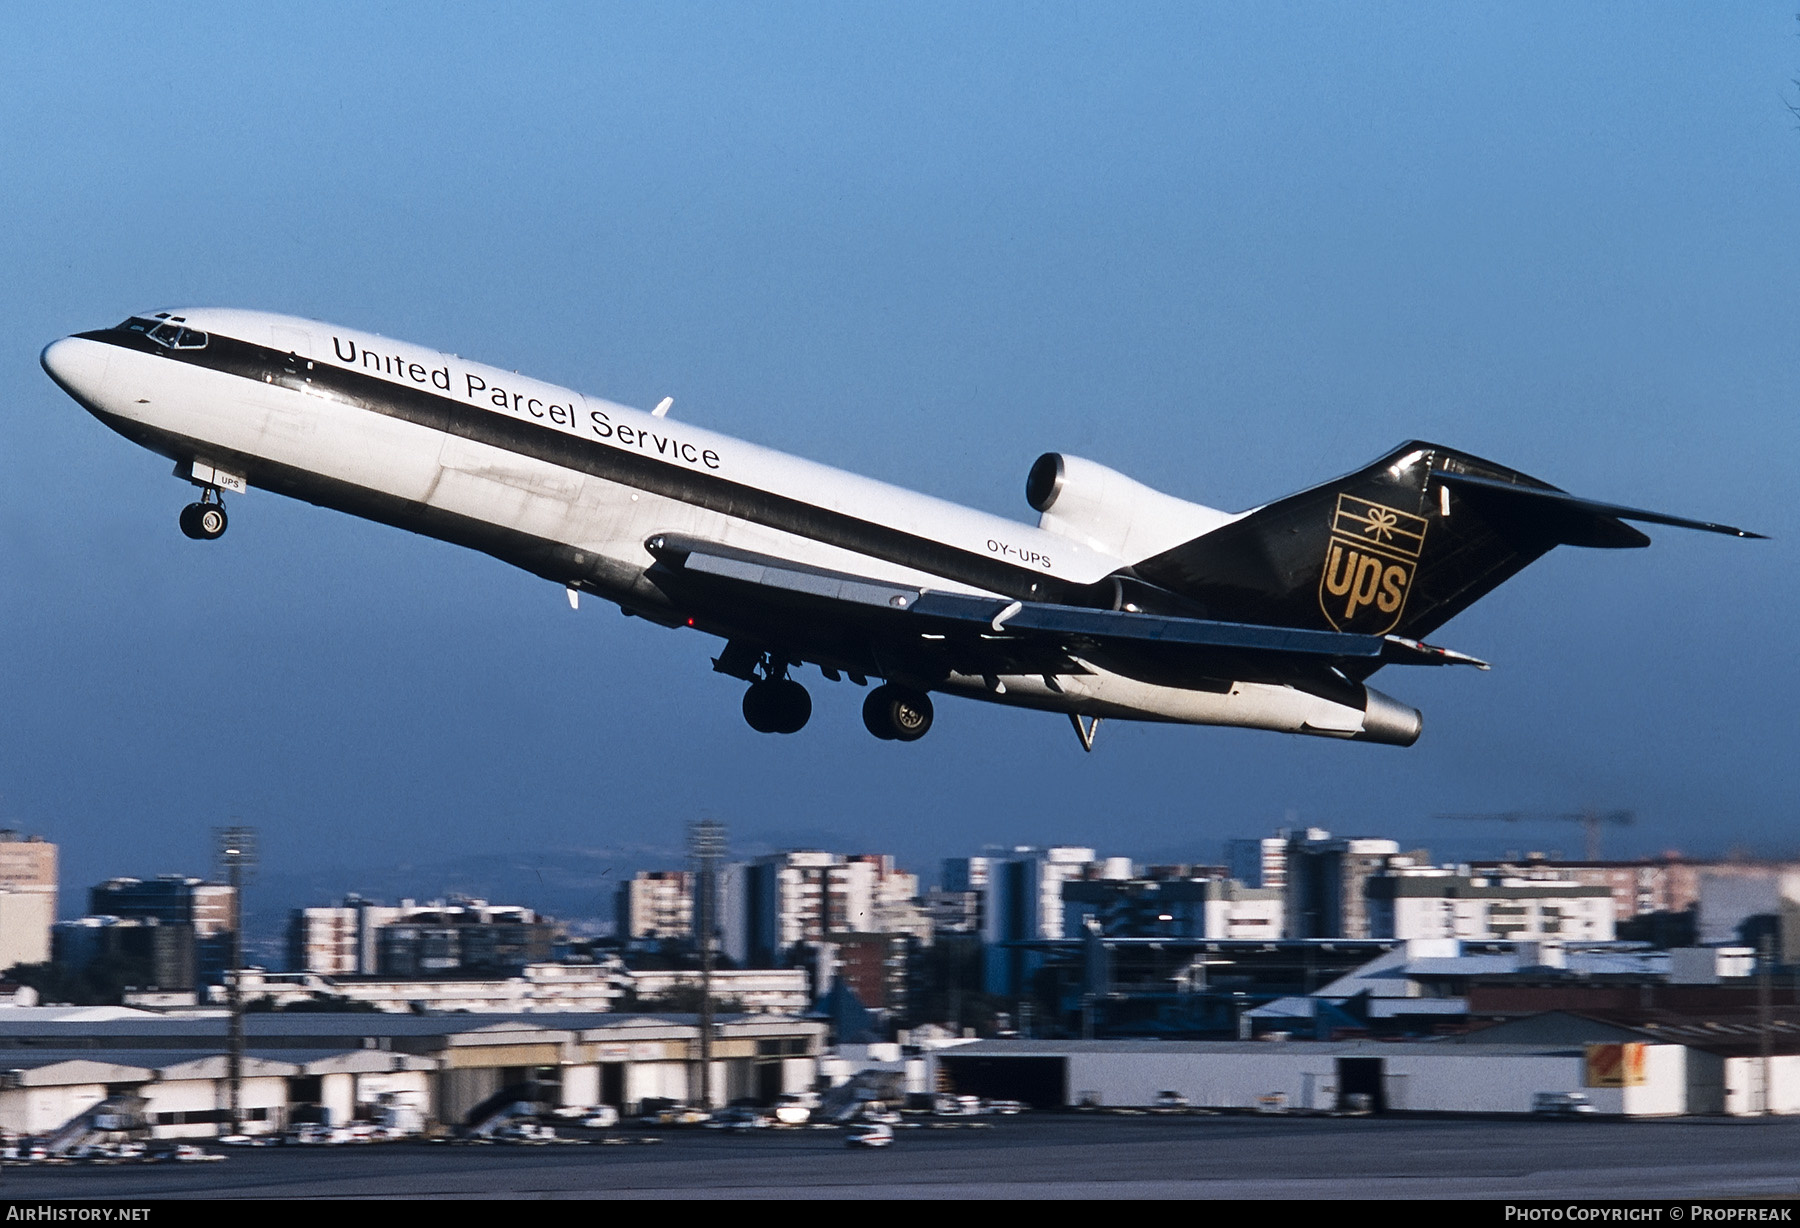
[1283,831,1416,939]
[53,915,195,991]
[1062,875,1284,940]
[616,871,695,941]
[1366,867,1615,940]
[981,847,1129,994]
[1225,836,1289,890]
[721,851,929,971]
[827,933,911,1013]
[287,897,556,977]
[0,832,57,972]
[287,897,403,975]
[942,857,991,894]
[91,876,235,938]
[374,901,554,977]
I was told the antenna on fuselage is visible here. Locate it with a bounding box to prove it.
[651,396,673,418]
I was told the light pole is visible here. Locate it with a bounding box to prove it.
[688,819,726,1111]
[215,825,257,1136]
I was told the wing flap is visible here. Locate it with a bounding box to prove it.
[651,536,1487,679]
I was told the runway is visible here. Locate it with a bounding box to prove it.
[8,1114,1800,1200]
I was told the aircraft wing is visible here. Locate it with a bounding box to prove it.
[646,536,1488,685]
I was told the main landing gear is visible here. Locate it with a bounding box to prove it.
[178,490,228,541]
[717,640,933,741]
[742,660,813,735]
[862,685,933,742]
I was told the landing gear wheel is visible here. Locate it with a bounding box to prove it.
[196,503,227,539]
[743,678,811,734]
[862,690,896,740]
[178,502,227,540]
[180,492,228,540]
[862,685,933,742]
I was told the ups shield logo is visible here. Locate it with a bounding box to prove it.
[1319,494,1428,635]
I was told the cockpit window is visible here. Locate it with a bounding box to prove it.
[118,315,209,350]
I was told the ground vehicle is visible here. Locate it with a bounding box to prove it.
[494,1121,558,1143]
[773,1092,819,1125]
[1531,1092,1597,1118]
[706,1106,773,1130]
[846,1122,894,1149]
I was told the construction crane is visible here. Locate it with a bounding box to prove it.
[1434,809,1635,861]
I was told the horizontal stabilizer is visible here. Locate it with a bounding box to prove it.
[1380,635,1490,670]
[1433,470,1765,545]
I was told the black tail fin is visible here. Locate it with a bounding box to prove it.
[1132,441,1660,643]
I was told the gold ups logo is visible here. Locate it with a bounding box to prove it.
[1319,494,1428,634]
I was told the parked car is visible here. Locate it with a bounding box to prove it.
[667,1106,713,1126]
[773,1092,818,1125]
[1532,1092,1596,1118]
[846,1122,894,1149]
[578,1106,620,1129]
[1153,1091,1189,1111]
[933,1093,983,1117]
[706,1106,772,1130]
[495,1121,557,1143]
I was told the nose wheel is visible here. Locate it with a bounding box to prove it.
[179,494,228,541]
[862,685,933,742]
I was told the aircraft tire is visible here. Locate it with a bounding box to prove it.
[743,683,780,733]
[196,504,228,539]
[744,679,810,734]
[861,690,897,740]
[178,503,206,540]
[863,685,932,742]
[770,678,811,734]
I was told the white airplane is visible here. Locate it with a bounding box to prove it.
[40,309,1761,750]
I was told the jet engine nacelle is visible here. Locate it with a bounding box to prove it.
[1025,452,1232,563]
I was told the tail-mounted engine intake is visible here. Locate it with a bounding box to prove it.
[1026,452,1231,563]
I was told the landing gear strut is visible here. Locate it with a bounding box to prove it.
[740,654,811,735]
[862,684,933,742]
[179,489,228,540]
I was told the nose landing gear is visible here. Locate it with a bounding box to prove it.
[179,491,228,541]
[862,685,933,742]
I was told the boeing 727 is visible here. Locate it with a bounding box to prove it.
[39,309,1761,750]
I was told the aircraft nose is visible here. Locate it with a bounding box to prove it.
[40,336,108,402]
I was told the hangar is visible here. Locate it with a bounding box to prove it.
[931,1038,1692,1115]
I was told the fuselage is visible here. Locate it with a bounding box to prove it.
[40,308,1416,742]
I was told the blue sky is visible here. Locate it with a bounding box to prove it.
[2,4,1796,921]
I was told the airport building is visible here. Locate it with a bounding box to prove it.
[212,963,809,1016]
[0,1007,827,1139]
[930,1037,1695,1115]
